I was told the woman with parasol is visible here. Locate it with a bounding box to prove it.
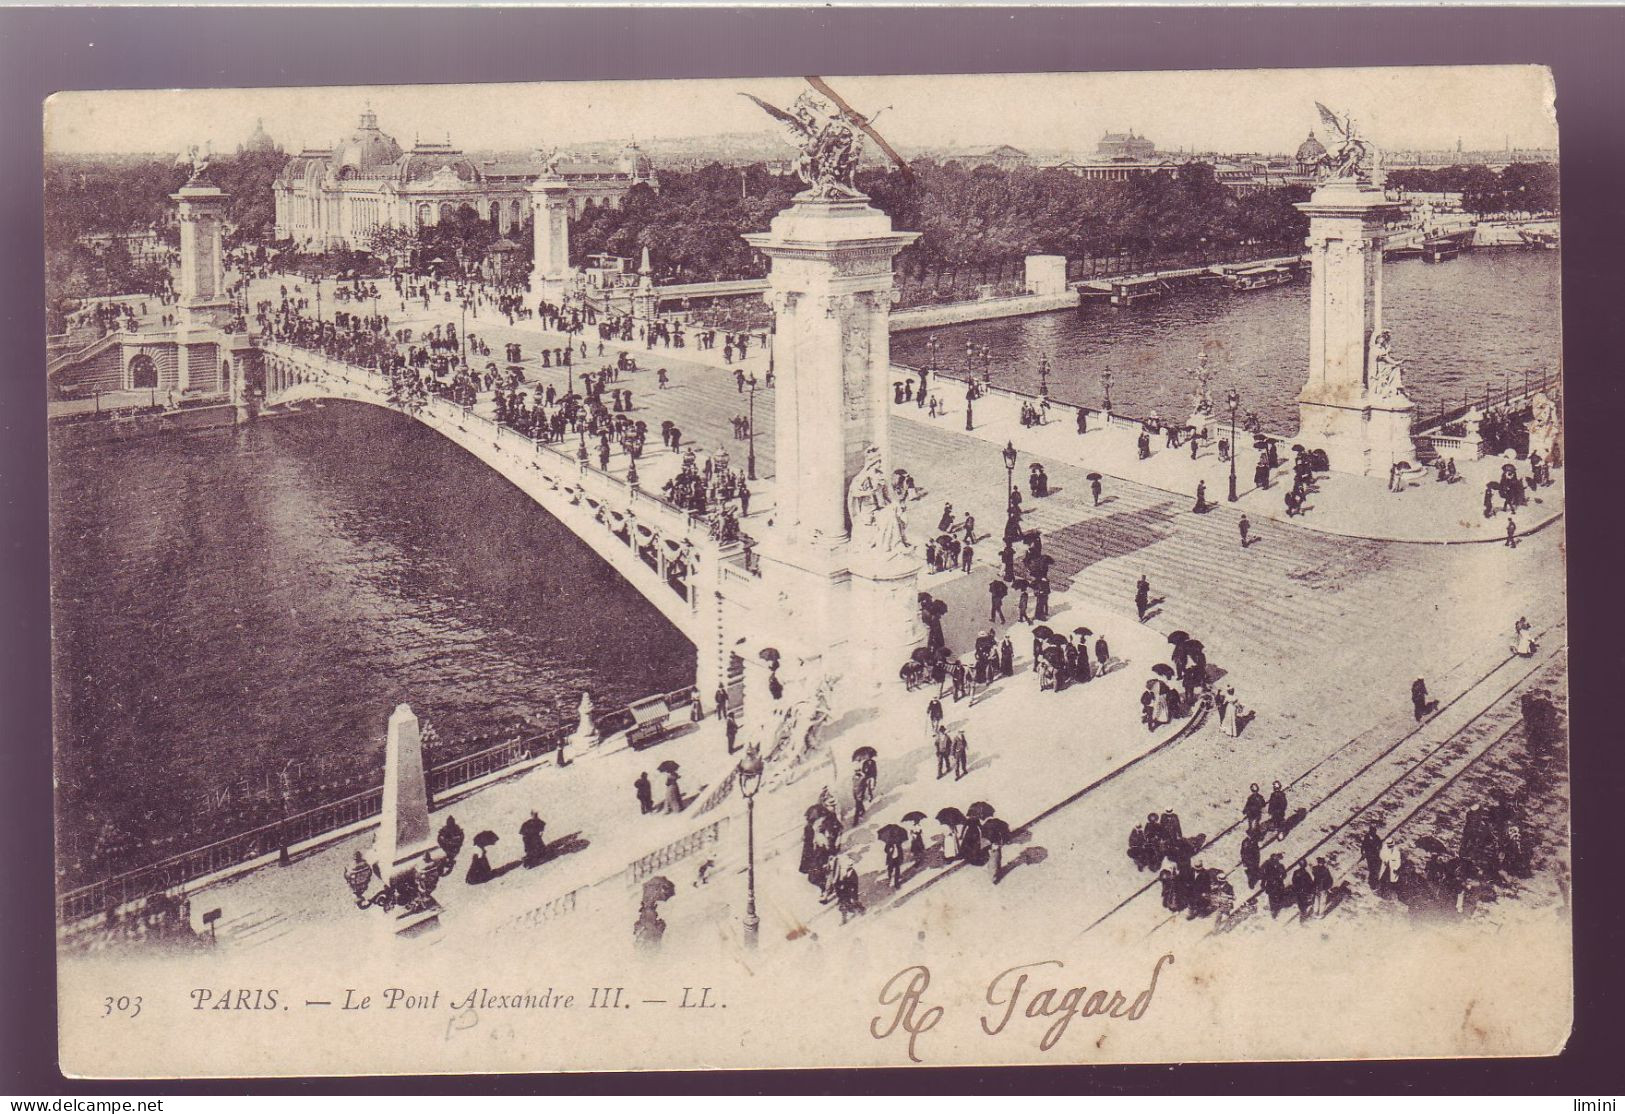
[658,760,683,813]
[902,811,929,869]
[937,807,965,861]
[466,830,499,884]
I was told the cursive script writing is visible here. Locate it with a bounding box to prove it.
[870,954,1176,1061]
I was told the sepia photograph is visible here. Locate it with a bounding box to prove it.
[40,58,1570,1077]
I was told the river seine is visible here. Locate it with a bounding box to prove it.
[892,250,1560,432]
[51,402,693,885]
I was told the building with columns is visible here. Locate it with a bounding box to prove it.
[273,109,658,251]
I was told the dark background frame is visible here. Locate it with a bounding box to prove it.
[2,5,1620,1096]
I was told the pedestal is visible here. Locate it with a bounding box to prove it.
[528,174,574,302]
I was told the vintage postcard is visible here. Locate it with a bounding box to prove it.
[47,65,1568,1076]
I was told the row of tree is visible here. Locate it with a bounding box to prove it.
[1385,162,1559,216]
[568,159,1314,284]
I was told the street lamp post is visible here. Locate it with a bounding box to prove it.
[737,745,764,949]
[1038,355,1050,398]
[746,378,758,481]
[982,345,992,388]
[1226,389,1240,502]
[1003,440,1018,504]
[1102,368,1113,412]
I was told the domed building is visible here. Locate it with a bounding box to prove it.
[273,110,659,251]
[1295,131,1328,173]
[238,117,280,156]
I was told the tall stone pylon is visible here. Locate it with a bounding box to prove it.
[527,170,574,301]
[1294,176,1417,476]
[742,187,922,688]
[373,703,435,877]
[171,162,233,392]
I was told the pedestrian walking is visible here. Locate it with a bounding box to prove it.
[1239,514,1251,548]
[1261,853,1288,917]
[836,861,864,924]
[952,730,969,779]
[1135,574,1151,622]
[1017,587,1030,624]
[1267,780,1288,835]
[1506,516,1518,548]
[927,695,943,728]
[1240,831,1262,888]
[1193,480,1207,513]
[1291,862,1315,919]
[1411,678,1435,721]
[663,768,684,813]
[1360,826,1383,890]
[634,772,654,814]
[885,839,905,889]
[989,578,1008,623]
[1311,857,1335,918]
[725,712,739,753]
[520,810,547,866]
[1243,783,1266,836]
[1090,476,1103,506]
[714,685,729,721]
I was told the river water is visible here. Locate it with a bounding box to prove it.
[51,402,693,886]
[892,250,1561,432]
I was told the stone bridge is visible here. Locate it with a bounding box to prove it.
[260,342,739,698]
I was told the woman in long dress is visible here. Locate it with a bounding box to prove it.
[663,770,684,813]
[1152,681,1171,726]
[1511,617,1537,657]
[942,820,961,862]
[1219,684,1243,737]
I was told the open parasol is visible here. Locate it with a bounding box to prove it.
[966,801,997,822]
[1167,630,1190,644]
[1011,579,1030,592]
[1184,639,1205,657]
[1086,472,1103,482]
[877,824,910,845]
[902,810,928,825]
[1073,626,1093,638]
[642,875,676,904]
[851,745,878,763]
[1151,663,1176,679]
[936,806,966,827]
[1031,625,1053,640]
[980,818,1012,846]
[806,804,829,821]
[657,759,681,774]
[473,830,499,849]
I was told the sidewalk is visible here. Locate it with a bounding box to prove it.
[891,372,1564,544]
[186,707,746,956]
[624,580,1208,956]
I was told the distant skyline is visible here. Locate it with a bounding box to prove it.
[44,66,1558,160]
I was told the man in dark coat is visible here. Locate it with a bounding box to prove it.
[1143,812,1164,870]
[1291,862,1315,918]
[1240,831,1262,888]
[724,713,740,753]
[1261,853,1288,917]
[926,695,943,728]
[989,578,1008,623]
[1360,826,1384,890]
[1135,575,1151,622]
[437,815,465,861]
[1267,781,1289,835]
[1160,808,1183,845]
[634,773,654,815]
[1311,857,1336,918]
[1411,677,1433,720]
[1000,638,1015,678]
[1243,784,1267,836]
[714,685,729,721]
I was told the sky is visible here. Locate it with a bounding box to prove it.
[43,65,1558,159]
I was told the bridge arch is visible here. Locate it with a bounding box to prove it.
[258,344,728,698]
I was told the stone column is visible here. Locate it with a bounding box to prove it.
[373,703,435,877]
[171,176,233,394]
[1294,179,1416,476]
[742,194,923,685]
[528,173,574,301]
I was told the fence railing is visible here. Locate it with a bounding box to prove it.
[58,687,687,926]
[627,818,727,885]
